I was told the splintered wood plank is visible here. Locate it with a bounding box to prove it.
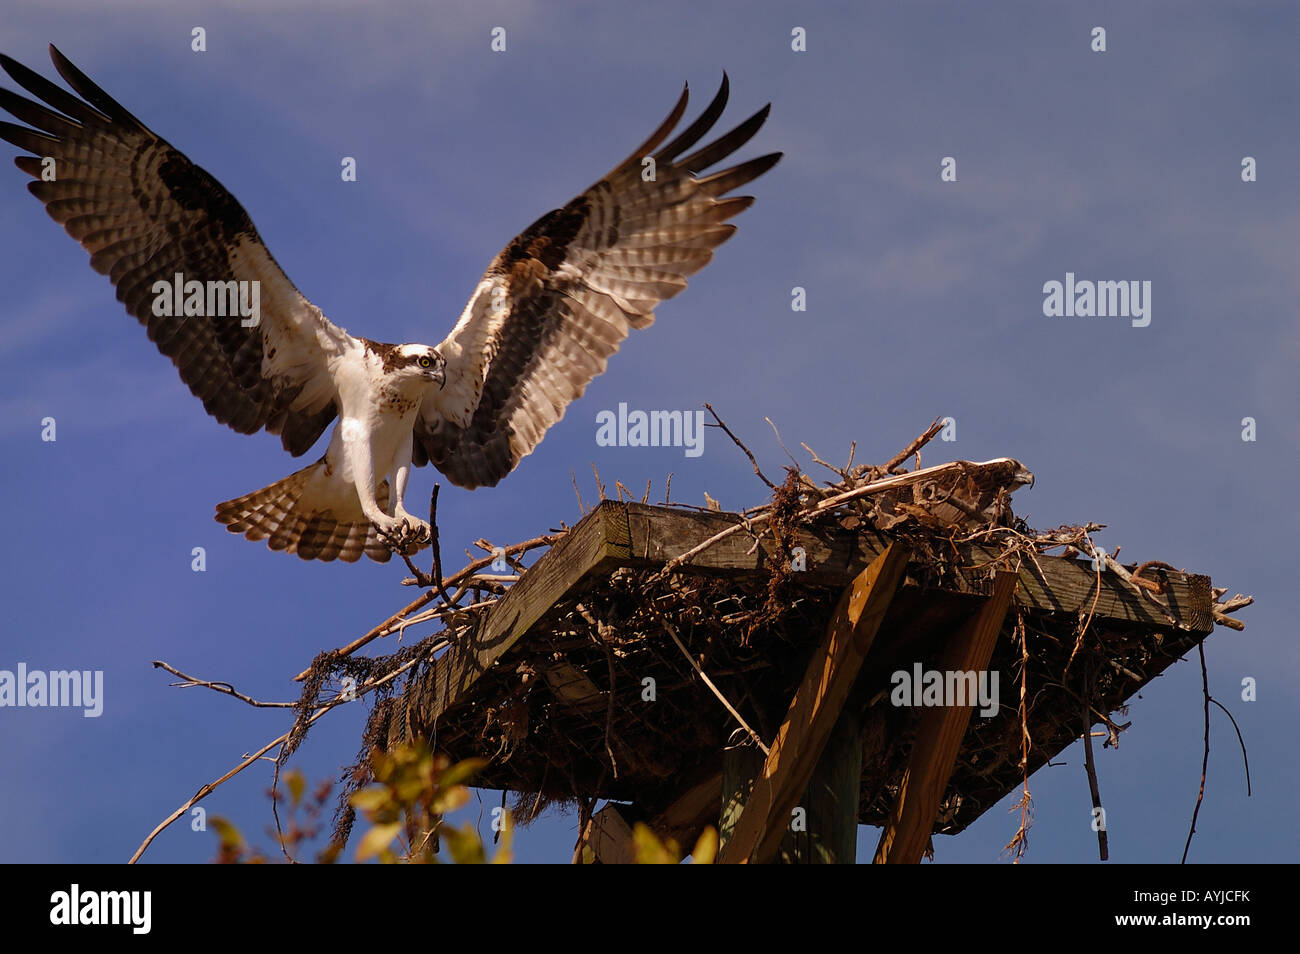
[873,570,1019,864]
[717,543,910,864]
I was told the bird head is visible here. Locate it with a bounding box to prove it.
[395,344,446,389]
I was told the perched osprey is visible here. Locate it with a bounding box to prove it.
[0,47,779,562]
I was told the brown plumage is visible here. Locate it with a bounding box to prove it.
[0,46,347,457]
[414,74,781,488]
[1,48,779,562]
[214,459,395,563]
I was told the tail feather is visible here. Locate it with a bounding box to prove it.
[215,458,395,563]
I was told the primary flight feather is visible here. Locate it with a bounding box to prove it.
[0,46,780,562]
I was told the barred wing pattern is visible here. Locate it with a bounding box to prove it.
[417,75,780,488]
[0,46,348,455]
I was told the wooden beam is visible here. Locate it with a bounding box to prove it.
[718,543,910,864]
[399,503,632,737]
[574,804,637,865]
[574,770,723,864]
[788,708,862,864]
[873,570,1019,864]
[619,501,1212,632]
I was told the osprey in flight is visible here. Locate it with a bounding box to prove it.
[0,47,779,562]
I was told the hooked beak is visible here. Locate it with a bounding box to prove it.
[432,365,446,390]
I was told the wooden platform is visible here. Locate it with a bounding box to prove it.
[385,500,1219,860]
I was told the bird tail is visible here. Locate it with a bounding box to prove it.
[214,458,394,563]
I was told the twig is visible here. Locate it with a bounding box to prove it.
[151,661,295,708]
[1208,698,1251,796]
[763,416,801,473]
[601,641,619,779]
[880,417,944,474]
[651,461,1017,583]
[1081,666,1109,861]
[659,615,768,755]
[703,403,775,489]
[292,533,562,681]
[428,485,453,608]
[1064,533,1107,674]
[132,649,429,863]
[571,469,588,515]
[1181,641,1211,863]
[801,441,848,482]
[1001,611,1033,863]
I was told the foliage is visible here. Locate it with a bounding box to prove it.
[211,742,507,864]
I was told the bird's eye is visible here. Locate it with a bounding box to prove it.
[418,356,432,368]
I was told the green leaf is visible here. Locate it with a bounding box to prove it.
[429,784,470,815]
[356,822,403,862]
[438,758,488,789]
[210,816,244,851]
[349,787,392,814]
[690,827,718,864]
[285,769,306,807]
[443,824,486,864]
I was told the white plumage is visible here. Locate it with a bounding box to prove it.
[0,46,779,561]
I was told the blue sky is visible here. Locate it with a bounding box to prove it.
[0,0,1294,863]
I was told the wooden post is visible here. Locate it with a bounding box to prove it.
[720,708,863,863]
[873,570,1018,863]
[786,708,861,863]
[718,543,909,864]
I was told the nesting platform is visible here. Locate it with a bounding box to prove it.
[379,491,1233,862]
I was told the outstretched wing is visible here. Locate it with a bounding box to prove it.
[416,74,780,489]
[0,46,350,455]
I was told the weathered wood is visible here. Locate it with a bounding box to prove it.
[790,708,862,864]
[418,504,629,725]
[873,570,1019,864]
[719,745,763,855]
[718,544,910,864]
[409,499,1213,738]
[722,711,863,864]
[575,804,637,865]
[541,661,606,711]
[576,771,722,864]
[620,501,1212,631]
[650,771,722,851]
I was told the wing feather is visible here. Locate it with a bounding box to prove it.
[0,46,353,455]
[417,74,780,487]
